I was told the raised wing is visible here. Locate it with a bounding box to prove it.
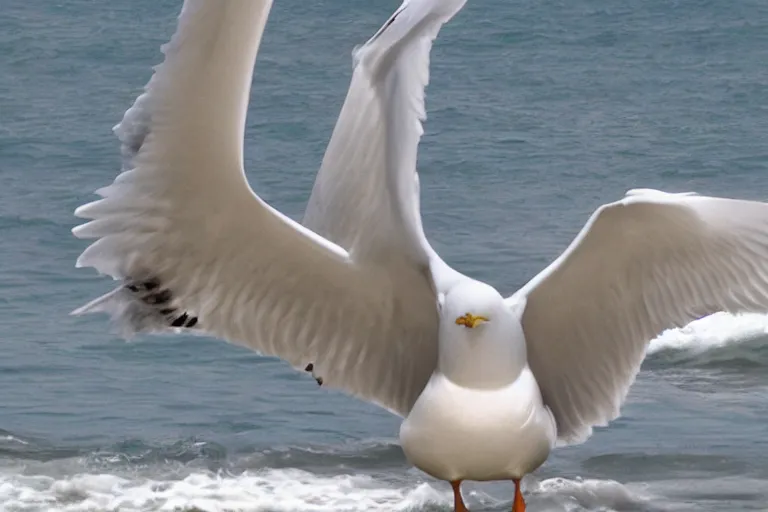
[302,0,467,274]
[509,188,768,444]
[71,0,439,417]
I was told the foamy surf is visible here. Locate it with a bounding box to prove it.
[0,467,652,512]
[645,312,768,367]
[0,469,446,512]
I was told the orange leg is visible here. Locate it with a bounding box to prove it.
[512,478,526,512]
[450,480,469,512]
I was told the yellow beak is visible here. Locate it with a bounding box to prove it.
[455,313,489,328]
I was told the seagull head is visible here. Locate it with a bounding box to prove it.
[440,280,504,335]
[437,280,527,387]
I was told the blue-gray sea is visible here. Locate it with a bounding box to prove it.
[2,0,768,510]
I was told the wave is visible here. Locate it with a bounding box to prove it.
[0,435,406,474]
[0,468,651,512]
[644,312,768,368]
[0,469,446,512]
[0,435,650,512]
[0,432,763,510]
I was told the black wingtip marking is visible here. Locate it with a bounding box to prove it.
[125,278,161,294]
[382,11,400,31]
[144,289,172,305]
[370,5,406,43]
[125,277,199,330]
[170,313,199,329]
[143,279,160,291]
[171,313,188,327]
[304,363,322,385]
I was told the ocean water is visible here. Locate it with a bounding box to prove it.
[2,0,768,510]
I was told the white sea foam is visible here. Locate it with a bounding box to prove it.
[647,312,768,355]
[0,468,649,512]
[0,469,446,512]
[529,477,649,511]
[0,436,28,446]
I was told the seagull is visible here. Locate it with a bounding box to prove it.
[71,0,768,510]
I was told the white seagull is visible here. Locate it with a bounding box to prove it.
[72,0,768,510]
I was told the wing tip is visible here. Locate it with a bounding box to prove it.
[624,188,700,199]
[72,279,201,336]
[352,0,466,79]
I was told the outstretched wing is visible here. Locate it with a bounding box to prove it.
[303,0,467,282]
[510,189,768,444]
[72,0,440,417]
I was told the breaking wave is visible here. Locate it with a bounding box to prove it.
[645,312,768,368]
